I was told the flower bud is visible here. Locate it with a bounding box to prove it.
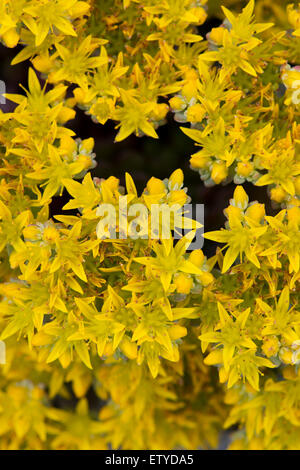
[32,54,54,73]
[73,374,91,398]
[236,161,254,177]
[7,385,27,404]
[147,177,166,195]
[120,336,137,359]
[60,136,77,155]
[262,336,280,357]
[3,28,19,48]
[169,96,186,112]
[189,249,204,267]
[287,206,300,224]
[203,349,223,365]
[168,325,187,340]
[270,186,286,203]
[279,347,293,364]
[190,152,210,169]
[169,169,184,190]
[197,271,214,286]
[168,189,188,206]
[233,186,249,210]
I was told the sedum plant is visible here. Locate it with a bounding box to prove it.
[0,0,299,450]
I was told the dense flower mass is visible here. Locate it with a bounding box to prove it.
[0,0,299,450]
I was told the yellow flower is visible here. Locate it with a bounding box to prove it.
[189,249,205,267]
[174,273,193,294]
[2,27,19,47]
[262,336,280,358]
[200,302,256,372]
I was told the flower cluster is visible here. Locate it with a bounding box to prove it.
[0,0,208,140]
[197,186,300,448]
[0,67,222,445]
[176,1,300,205]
